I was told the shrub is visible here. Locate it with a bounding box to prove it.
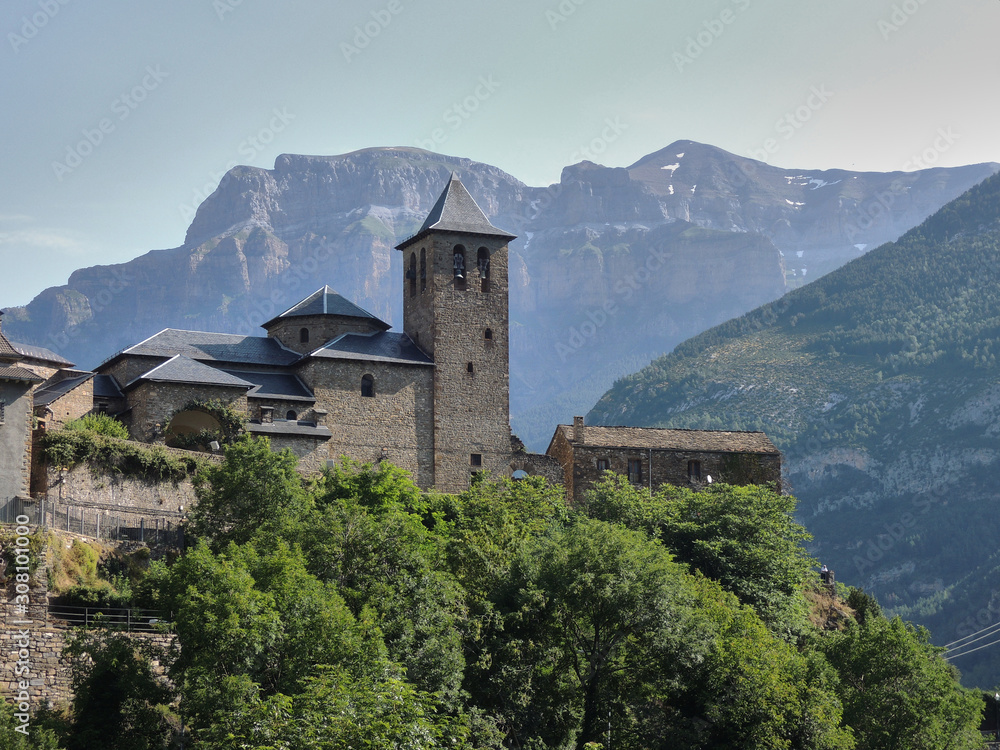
[65,412,130,440]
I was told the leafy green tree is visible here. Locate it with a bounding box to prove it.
[585,475,814,634]
[817,616,983,750]
[190,435,311,547]
[62,629,174,750]
[0,700,66,750]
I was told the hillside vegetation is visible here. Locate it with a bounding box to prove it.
[589,172,1000,686]
[1,437,985,749]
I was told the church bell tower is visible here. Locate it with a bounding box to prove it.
[395,174,515,492]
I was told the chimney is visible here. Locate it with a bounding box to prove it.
[573,416,585,443]
[260,406,274,424]
[313,409,328,426]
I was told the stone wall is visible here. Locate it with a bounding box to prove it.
[265,313,385,354]
[402,233,512,493]
[0,381,34,505]
[101,355,165,394]
[511,451,564,485]
[40,377,94,429]
[127,382,248,442]
[566,444,782,504]
[297,358,435,487]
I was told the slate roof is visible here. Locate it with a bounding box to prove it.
[555,424,780,454]
[107,329,301,368]
[220,370,315,402]
[126,355,255,391]
[0,365,43,383]
[263,286,389,330]
[0,330,21,361]
[396,174,516,250]
[93,374,125,400]
[309,331,433,366]
[11,342,74,368]
[247,420,332,439]
[33,370,95,407]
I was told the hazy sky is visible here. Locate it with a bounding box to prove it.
[2,0,998,307]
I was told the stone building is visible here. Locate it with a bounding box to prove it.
[546,416,782,504]
[0,314,43,508]
[84,175,518,493]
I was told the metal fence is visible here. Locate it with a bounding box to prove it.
[46,604,171,633]
[0,496,184,547]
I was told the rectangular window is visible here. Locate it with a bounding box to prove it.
[470,453,482,467]
[688,460,702,481]
[596,459,610,472]
[627,458,642,483]
[0,399,5,425]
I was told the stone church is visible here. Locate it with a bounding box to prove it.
[1,175,781,504]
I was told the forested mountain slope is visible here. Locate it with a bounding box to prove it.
[589,172,1000,686]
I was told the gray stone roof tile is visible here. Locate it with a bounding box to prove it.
[263,286,388,329]
[0,365,43,382]
[248,420,332,439]
[113,329,301,367]
[310,331,432,366]
[220,370,315,402]
[0,330,21,361]
[93,374,125,400]
[127,355,255,390]
[34,371,95,406]
[558,424,780,454]
[396,174,516,250]
[11,341,74,367]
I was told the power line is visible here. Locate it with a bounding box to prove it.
[943,619,1000,650]
[946,634,1000,661]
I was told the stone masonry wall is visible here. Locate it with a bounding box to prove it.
[0,381,34,505]
[266,314,385,354]
[403,233,512,493]
[298,358,435,487]
[127,382,248,442]
[41,378,94,429]
[569,445,782,504]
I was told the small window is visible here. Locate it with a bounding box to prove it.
[286,410,297,421]
[361,374,375,398]
[466,362,474,374]
[0,399,5,425]
[470,453,483,467]
[688,460,702,481]
[408,253,417,297]
[484,328,493,341]
[596,459,610,472]
[300,327,309,343]
[627,458,642,483]
[420,248,427,292]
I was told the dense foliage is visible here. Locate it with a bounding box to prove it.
[40,429,204,482]
[28,437,984,749]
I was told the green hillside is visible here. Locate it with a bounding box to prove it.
[589,172,1000,687]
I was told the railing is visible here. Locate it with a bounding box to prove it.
[0,496,184,547]
[47,604,172,633]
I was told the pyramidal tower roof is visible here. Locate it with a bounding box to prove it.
[396,173,516,250]
[262,286,389,330]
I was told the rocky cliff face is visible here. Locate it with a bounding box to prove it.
[4,143,996,449]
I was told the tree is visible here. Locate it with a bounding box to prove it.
[190,435,311,547]
[62,629,174,750]
[818,616,983,750]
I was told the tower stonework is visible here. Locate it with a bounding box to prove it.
[396,175,515,493]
